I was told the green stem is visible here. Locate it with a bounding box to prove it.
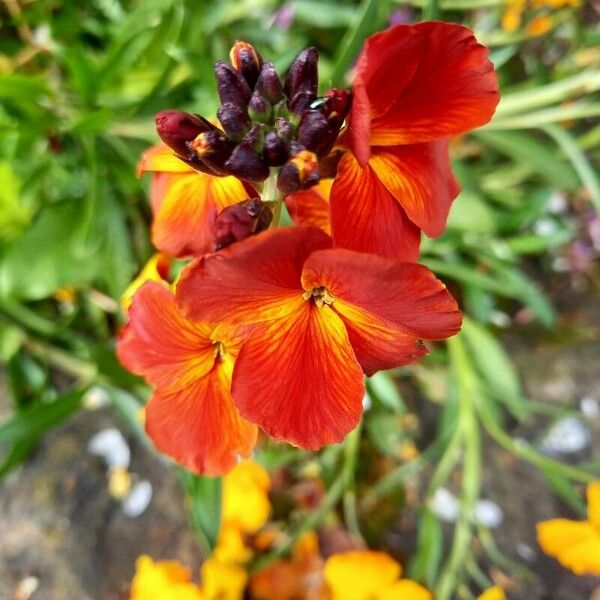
[261,168,285,228]
[423,0,440,20]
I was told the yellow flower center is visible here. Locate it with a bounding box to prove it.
[302,286,334,308]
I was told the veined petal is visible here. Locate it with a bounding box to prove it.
[152,172,247,258]
[176,227,332,325]
[117,282,216,393]
[351,22,499,149]
[302,249,462,341]
[330,153,421,262]
[324,551,401,600]
[285,179,332,234]
[145,359,258,476]
[369,143,460,238]
[230,298,364,450]
[380,580,434,600]
[587,482,600,528]
[137,143,194,176]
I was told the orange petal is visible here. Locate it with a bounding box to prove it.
[137,143,194,176]
[152,171,247,257]
[230,299,364,450]
[330,153,421,262]
[285,179,332,234]
[117,282,216,392]
[176,227,332,325]
[380,579,434,600]
[587,482,600,528]
[351,22,499,148]
[369,143,460,238]
[324,551,401,600]
[302,248,462,341]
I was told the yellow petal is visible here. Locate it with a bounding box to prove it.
[130,555,204,600]
[120,253,171,313]
[556,536,600,575]
[587,482,600,528]
[379,579,434,600]
[222,460,271,535]
[137,143,194,175]
[537,518,597,557]
[200,557,247,600]
[324,551,401,600]
[213,522,253,565]
[477,586,506,600]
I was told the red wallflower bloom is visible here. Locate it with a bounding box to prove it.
[176,227,461,450]
[117,281,257,475]
[330,22,500,260]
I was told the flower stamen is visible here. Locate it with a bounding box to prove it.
[302,286,334,308]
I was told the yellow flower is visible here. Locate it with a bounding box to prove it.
[120,253,171,313]
[526,14,554,36]
[537,482,600,575]
[323,551,432,600]
[221,460,271,535]
[130,555,203,600]
[478,586,506,600]
[200,557,247,600]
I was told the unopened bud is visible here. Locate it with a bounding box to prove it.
[155,110,214,157]
[277,149,320,194]
[224,143,270,182]
[289,91,317,117]
[242,124,266,152]
[297,109,334,156]
[284,47,318,103]
[323,88,352,130]
[189,131,236,174]
[248,90,272,123]
[214,61,252,108]
[263,132,289,166]
[213,198,273,250]
[229,41,262,88]
[217,102,250,139]
[256,61,284,103]
[275,117,294,141]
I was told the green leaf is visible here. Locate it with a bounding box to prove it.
[367,371,406,413]
[462,318,528,420]
[408,509,444,586]
[447,191,497,234]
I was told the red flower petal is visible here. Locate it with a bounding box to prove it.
[146,363,257,476]
[231,299,364,450]
[152,172,247,258]
[176,227,332,324]
[285,179,332,234]
[369,142,460,238]
[350,22,499,150]
[117,282,216,392]
[329,153,421,261]
[302,249,462,341]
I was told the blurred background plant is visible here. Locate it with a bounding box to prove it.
[1,0,599,598]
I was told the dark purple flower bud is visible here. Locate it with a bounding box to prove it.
[284,48,318,101]
[256,61,284,103]
[214,61,252,108]
[224,143,270,182]
[297,109,334,156]
[188,130,236,175]
[248,90,272,123]
[155,110,215,157]
[277,149,320,194]
[263,132,289,166]
[217,102,250,139]
[275,117,294,141]
[242,124,265,152]
[229,41,262,89]
[289,90,317,117]
[323,88,352,130]
[213,198,273,250]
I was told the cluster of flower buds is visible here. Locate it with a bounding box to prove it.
[211,198,272,250]
[155,41,351,194]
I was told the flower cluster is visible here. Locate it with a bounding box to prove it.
[118,22,499,475]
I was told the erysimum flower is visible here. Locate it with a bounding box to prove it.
[117,281,257,475]
[120,252,171,313]
[130,555,203,600]
[330,22,500,260]
[323,550,432,600]
[536,482,600,575]
[477,586,506,600]
[137,142,248,257]
[176,226,461,450]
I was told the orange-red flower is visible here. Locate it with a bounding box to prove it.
[117,281,257,475]
[138,144,249,258]
[176,226,461,450]
[330,22,500,260]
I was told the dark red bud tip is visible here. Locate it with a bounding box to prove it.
[155,110,214,156]
[297,110,334,157]
[230,41,262,88]
[224,143,270,182]
[188,131,236,175]
[263,132,289,166]
[256,61,284,103]
[217,103,250,139]
[277,149,320,194]
[212,197,273,250]
[248,91,272,123]
[284,47,318,103]
[323,88,352,129]
[214,61,252,109]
